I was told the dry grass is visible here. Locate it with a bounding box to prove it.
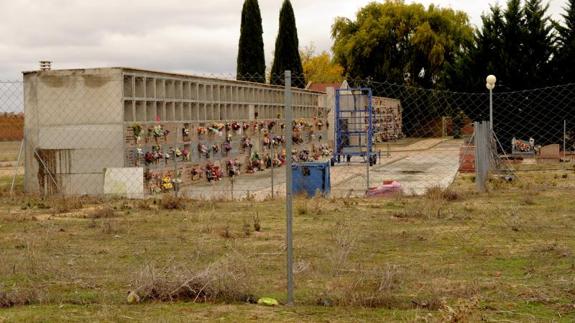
[160,195,187,210]
[0,287,40,308]
[86,206,116,219]
[324,266,404,308]
[0,170,574,321]
[131,252,255,304]
[425,186,462,201]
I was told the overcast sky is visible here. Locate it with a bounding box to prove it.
[0,0,568,80]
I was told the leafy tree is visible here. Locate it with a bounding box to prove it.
[301,45,344,84]
[331,1,473,89]
[271,0,306,88]
[237,0,266,83]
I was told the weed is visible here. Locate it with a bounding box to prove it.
[523,196,536,205]
[0,286,40,308]
[439,296,481,322]
[160,195,186,210]
[425,186,461,201]
[296,201,309,215]
[100,220,122,235]
[242,221,251,237]
[328,222,358,275]
[86,207,116,219]
[132,252,255,303]
[327,265,403,308]
[51,197,84,214]
[253,212,261,232]
[218,225,233,239]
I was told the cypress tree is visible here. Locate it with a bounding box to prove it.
[237,0,266,83]
[270,0,306,88]
[523,0,555,88]
[555,0,575,83]
[501,0,526,90]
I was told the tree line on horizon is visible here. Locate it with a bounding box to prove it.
[238,0,575,92]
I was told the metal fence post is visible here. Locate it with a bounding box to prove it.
[271,141,274,199]
[284,71,294,305]
[173,149,179,197]
[475,121,489,192]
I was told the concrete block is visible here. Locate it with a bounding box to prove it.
[539,144,560,160]
[104,168,144,198]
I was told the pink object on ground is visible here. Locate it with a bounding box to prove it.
[366,180,402,197]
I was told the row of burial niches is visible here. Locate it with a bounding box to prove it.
[123,76,319,105]
[124,101,320,122]
[124,118,332,194]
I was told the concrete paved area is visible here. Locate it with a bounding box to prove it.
[180,138,463,200]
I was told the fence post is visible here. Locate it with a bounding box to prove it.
[173,149,179,197]
[271,141,274,198]
[475,121,490,192]
[284,71,294,305]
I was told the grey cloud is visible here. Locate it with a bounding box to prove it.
[0,0,569,80]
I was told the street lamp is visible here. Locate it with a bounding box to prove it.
[486,75,496,130]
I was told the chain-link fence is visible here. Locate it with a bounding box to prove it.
[1,70,574,321]
[0,69,573,200]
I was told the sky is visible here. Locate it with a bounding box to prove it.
[0,0,569,80]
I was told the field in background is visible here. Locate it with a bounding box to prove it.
[0,169,574,321]
[0,141,21,162]
[0,114,24,142]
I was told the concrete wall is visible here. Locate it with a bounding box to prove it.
[24,68,124,195]
[24,67,328,196]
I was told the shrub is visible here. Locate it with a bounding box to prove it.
[160,195,186,210]
[131,253,255,304]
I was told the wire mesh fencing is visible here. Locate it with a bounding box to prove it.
[0,70,573,200]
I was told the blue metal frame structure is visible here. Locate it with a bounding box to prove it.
[333,88,375,164]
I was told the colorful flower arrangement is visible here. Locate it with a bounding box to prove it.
[292,135,304,145]
[144,152,155,165]
[247,151,265,173]
[241,136,253,150]
[162,176,173,191]
[182,127,191,137]
[231,122,241,131]
[197,127,208,136]
[191,167,202,180]
[181,148,190,161]
[226,159,241,177]
[205,162,223,182]
[262,134,271,148]
[223,141,232,154]
[209,123,225,136]
[198,143,209,158]
[212,144,220,154]
[132,124,143,143]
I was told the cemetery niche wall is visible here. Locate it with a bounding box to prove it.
[23,68,329,196]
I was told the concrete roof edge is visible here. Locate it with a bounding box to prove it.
[21,67,325,94]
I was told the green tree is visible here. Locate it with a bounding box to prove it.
[522,0,555,88]
[237,0,266,83]
[446,5,506,93]
[301,45,344,84]
[331,1,473,89]
[554,0,575,83]
[270,0,306,88]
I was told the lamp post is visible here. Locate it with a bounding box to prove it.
[486,75,497,130]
